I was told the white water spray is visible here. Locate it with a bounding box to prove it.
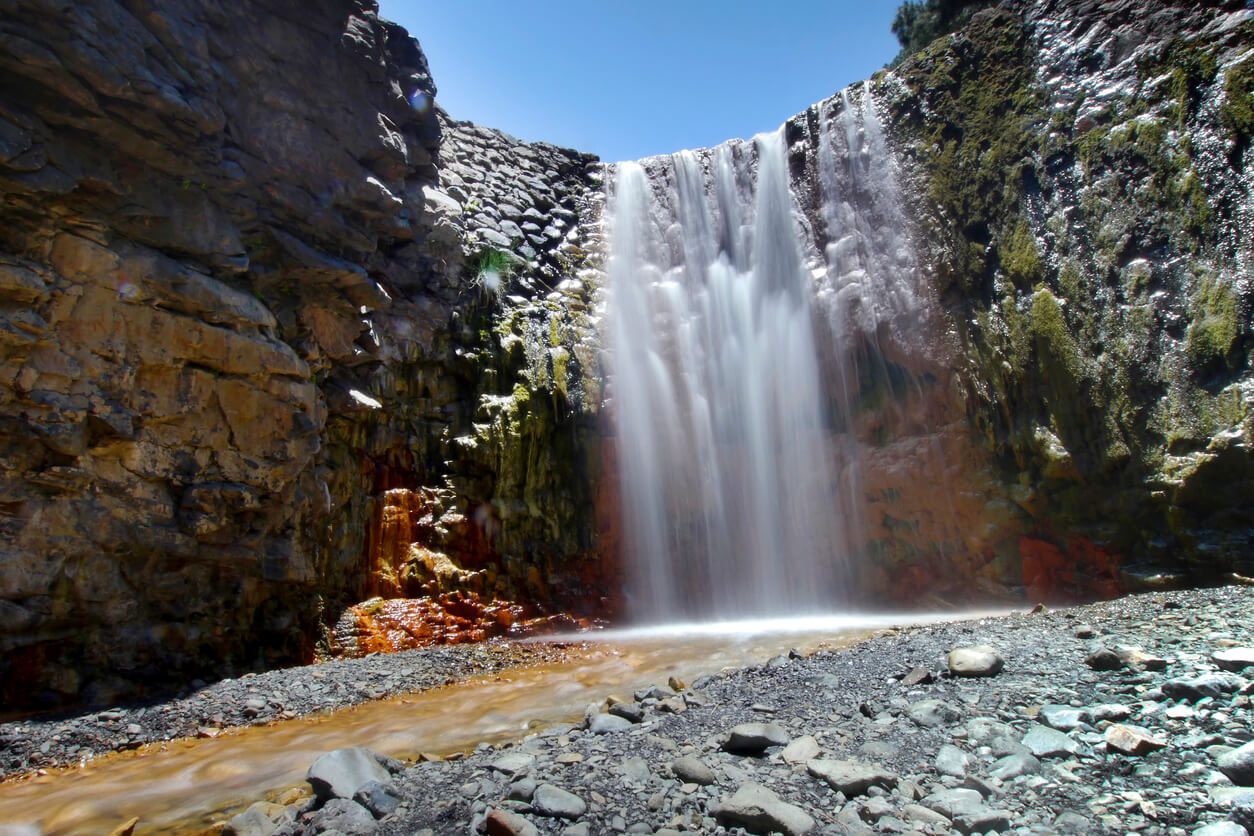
[608,130,844,620]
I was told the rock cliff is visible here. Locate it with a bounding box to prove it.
[880,0,1253,594]
[0,0,608,708]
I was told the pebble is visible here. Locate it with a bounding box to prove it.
[806,758,898,795]
[306,748,391,801]
[722,722,790,754]
[1086,647,1124,671]
[530,784,586,819]
[712,782,815,836]
[671,755,716,785]
[1218,741,1254,785]
[588,714,633,734]
[907,698,962,727]
[1103,723,1168,755]
[781,735,820,764]
[1193,824,1249,836]
[948,647,1005,677]
[1214,649,1254,673]
[1021,724,1082,758]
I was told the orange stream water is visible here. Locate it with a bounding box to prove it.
[0,613,993,835]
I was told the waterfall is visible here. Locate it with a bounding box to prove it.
[606,83,927,622]
[607,129,845,621]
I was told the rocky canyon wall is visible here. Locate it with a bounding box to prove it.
[878,0,1253,595]
[0,0,609,709]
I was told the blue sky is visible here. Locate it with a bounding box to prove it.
[378,1,903,162]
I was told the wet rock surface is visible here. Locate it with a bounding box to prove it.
[183,586,1254,835]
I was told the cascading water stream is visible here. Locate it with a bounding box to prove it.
[608,129,845,620]
[608,85,935,621]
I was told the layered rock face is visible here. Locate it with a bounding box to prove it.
[0,0,607,707]
[878,0,1253,593]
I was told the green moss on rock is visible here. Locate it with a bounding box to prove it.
[1186,271,1239,370]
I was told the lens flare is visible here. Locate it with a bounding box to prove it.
[409,91,431,114]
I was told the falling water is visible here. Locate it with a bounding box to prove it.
[814,84,932,558]
[608,129,844,620]
[608,84,930,622]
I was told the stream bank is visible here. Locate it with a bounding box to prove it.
[261,585,1252,836]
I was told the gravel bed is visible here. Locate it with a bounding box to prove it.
[0,641,569,779]
[239,585,1254,836]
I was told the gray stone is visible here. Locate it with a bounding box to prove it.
[618,756,650,785]
[307,798,376,834]
[1215,648,1254,672]
[901,803,951,826]
[948,647,1004,677]
[489,752,536,777]
[589,713,633,734]
[1219,741,1254,785]
[1163,674,1238,703]
[484,809,540,836]
[806,758,898,795]
[353,780,401,819]
[990,752,1042,780]
[1193,824,1249,836]
[907,699,962,727]
[1022,724,1082,758]
[952,804,1012,835]
[920,788,984,818]
[508,778,538,802]
[671,755,716,785]
[224,803,279,836]
[1085,647,1124,671]
[901,665,934,686]
[1039,704,1091,731]
[531,784,586,819]
[1090,703,1134,722]
[635,685,676,701]
[476,227,512,250]
[1114,646,1168,671]
[1052,811,1095,833]
[781,735,821,764]
[919,786,1011,834]
[1233,791,1254,829]
[711,782,815,836]
[306,747,392,802]
[935,744,970,778]
[966,717,1018,746]
[723,722,790,754]
[608,702,644,723]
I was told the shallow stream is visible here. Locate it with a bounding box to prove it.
[0,612,997,835]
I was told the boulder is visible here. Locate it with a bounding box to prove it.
[712,782,815,836]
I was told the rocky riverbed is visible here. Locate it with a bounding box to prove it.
[214,586,1254,836]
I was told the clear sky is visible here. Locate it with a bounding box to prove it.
[378,1,903,163]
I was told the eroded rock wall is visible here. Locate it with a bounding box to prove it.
[0,0,608,708]
[877,0,1254,594]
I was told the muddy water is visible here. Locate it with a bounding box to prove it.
[0,612,995,835]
